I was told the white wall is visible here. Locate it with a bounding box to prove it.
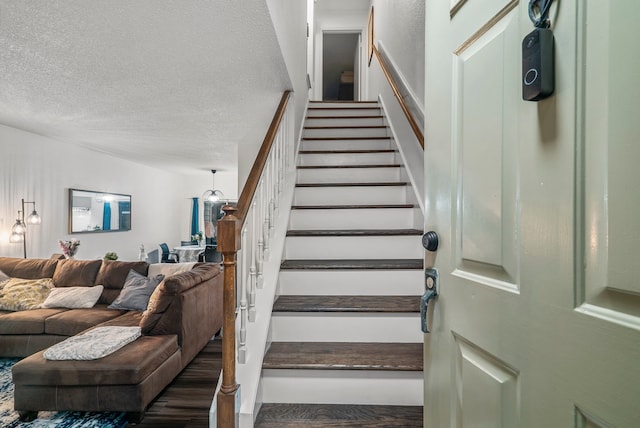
[313,5,368,100]
[370,0,425,107]
[266,0,309,141]
[0,124,232,261]
[236,0,308,193]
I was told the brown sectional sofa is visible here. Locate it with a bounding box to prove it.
[0,256,223,422]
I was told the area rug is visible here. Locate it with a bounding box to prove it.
[0,358,127,428]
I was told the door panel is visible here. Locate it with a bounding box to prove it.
[453,8,520,290]
[425,0,640,426]
[580,0,640,327]
[454,334,519,428]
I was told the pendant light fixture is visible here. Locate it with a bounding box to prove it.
[202,169,225,203]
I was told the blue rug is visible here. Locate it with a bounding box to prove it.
[0,358,127,428]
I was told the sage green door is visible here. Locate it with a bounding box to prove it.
[424,0,640,426]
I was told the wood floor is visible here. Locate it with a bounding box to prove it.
[128,337,222,428]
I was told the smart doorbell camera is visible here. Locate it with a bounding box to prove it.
[522,28,554,101]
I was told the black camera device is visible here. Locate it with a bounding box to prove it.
[522,28,554,101]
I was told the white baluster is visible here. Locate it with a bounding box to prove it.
[257,180,265,286]
[264,162,272,261]
[237,226,248,364]
[248,200,257,321]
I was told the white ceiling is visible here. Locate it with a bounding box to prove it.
[0,1,291,174]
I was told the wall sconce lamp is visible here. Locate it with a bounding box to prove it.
[9,198,41,258]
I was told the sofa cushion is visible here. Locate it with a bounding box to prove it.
[140,263,220,334]
[52,259,102,287]
[41,285,104,309]
[45,306,125,336]
[0,308,68,334]
[12,334,179,386]
[0,278,54,311]
[95,260,149,305]
[0,257,58,279]
[108,270,164,311]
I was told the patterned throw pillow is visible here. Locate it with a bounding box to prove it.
[108,270,165,311]
[0,277,55,311]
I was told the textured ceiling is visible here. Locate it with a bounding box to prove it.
[0,0,290,174]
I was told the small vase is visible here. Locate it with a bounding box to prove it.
[198,239,204,247]
[64,254,74,259]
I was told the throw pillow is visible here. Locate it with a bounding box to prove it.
[0,278,55,311]
[0,269,9,282]
[52,259,102,287]
[108,270,165,311]
[41,285,104,309]
[147,262,197,279]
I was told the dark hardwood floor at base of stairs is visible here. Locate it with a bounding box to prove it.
[255,403,423,427]
[127,338,221,428]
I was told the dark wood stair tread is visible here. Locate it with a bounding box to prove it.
[263,342,423,371]
[297,164,401,169]
[306,115,385,119]
[302,136,391,140]
[287,229,422,236]
[299,149,396,154]
[291,204,414,209]
[255,403,423,428]
[273,295,420,313]
[296,182,408,187]
[280,259,423,270]
[304,125,388,129]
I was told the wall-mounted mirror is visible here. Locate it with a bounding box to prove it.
[69,189,131,233]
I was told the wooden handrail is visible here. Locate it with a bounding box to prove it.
[236,90,291,223]
[217,89,291,428]
[372,45,424,149]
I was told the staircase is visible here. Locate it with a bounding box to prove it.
[254,101,424,427]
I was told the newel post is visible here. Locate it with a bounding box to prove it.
[217,205,241,428]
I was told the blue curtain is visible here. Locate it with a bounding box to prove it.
[102,201,111,231]
[191,197,199,236]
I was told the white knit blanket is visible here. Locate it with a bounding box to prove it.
[43,326,141,360]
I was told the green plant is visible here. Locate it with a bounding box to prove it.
[104,252,118,261]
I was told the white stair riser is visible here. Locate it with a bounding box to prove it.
[270,313,421,343]
[297,167,402,183]
[307,108,381,117]
[303,127,389,138]
[305,117,386,127]
[289,208,420,230]
[284,235,422,259]
[293,186,408,205]
[301,139,394,151]
[260,369,423,405]
[278,270,424,295]
[298,152,398,166]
